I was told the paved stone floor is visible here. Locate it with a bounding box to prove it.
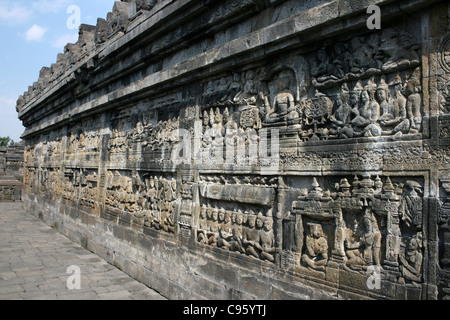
[0,202,167,300]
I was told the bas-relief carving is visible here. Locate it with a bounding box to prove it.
[196,174,277,262]
[105,170,177,233]
[438,180,450,299]
[16,0,450,299]
[439,34,450,115]
[282,175,425,284]
[107,105,181,165]
[197,30,423,155]
[196,205,276,262]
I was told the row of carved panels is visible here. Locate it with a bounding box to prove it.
[23,164,438,284]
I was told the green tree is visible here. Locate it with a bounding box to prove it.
[0,136,10,147]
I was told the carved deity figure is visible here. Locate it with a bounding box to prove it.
[302,224,329,271]
[264,73,299,125]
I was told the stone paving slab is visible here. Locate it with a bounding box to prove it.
[0,202,167,300]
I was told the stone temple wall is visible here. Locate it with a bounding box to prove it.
[0,142,24,202]
[16,0,450,299]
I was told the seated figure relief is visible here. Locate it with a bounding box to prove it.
[301,224,329,271]
[197,206,276,263]
[263,70,300,127]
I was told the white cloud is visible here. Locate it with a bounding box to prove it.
[32,0,72,14]
[0,96,25,142]
[52,33,78,49]
[0,1,33,25]
[25,24,48,42]
[0,0,71,26]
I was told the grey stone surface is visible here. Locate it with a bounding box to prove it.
[0,142,23,202]
[13,0,450,300]
[0,202,166,300]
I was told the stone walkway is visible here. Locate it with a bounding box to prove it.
[0,202,167,300]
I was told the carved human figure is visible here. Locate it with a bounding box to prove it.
[197,204,209,244]
[264,75,299,124]
[234,70,258,105]
[217,209,233,250]
[230,210,245,253]
[330,93,354,139]
[399,181,423,230]
[259,216,276,262]
[381,82,409,136]
[312,47,339,81]
[399,235,423,283]
[361,210,382,268]
[227,73,242,101]
[216,77,230,103]
[377,80,394,123]
[302,224,329,271]
[405,79,422,134]
[348,37,370,73]
[243,213,260,259]
[344,218,366,270]
[351,87,382,137]
[203,81,215,105]
[222,107,238,147]
[208,207,220,246]
[161,204,175,234]
[203,110,210,130]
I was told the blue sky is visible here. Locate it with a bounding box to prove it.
[0,0,117,142]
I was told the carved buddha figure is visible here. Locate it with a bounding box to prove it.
[264,72,299,125]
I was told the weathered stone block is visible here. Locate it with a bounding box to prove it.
[15,0,450,300]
